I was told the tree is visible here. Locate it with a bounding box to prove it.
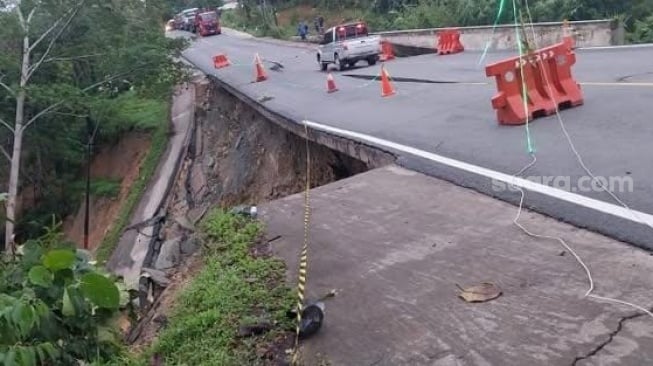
[0,0,185,251]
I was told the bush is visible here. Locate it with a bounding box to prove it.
[0,225,128,365]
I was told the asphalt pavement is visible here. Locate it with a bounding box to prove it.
[176,29,653,250]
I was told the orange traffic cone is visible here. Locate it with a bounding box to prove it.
[326,73,338,93]
[254,53,267,82]
[380,65,395,97]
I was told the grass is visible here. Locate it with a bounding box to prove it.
[95,97,170,263]
[91,179,121,198]
[123,210,295,365]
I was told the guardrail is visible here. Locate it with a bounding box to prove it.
[371,19,624,51]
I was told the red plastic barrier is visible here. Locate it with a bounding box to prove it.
[437,29,464,55]
[213,54,230,69]
[485,42,584,125]
[380,40,395,61]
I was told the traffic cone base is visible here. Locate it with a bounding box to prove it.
[380,66,395,97]
[254,53,267,82]
[326,73,338,93]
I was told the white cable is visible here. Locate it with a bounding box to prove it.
[512,0,653,319]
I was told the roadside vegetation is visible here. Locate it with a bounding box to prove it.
[0,0,189,249]
[222,0,653,43]
[95,101,170,263]
[118,210,296,365]
[0,223,129,365]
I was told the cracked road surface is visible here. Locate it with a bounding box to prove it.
[262,165,653,366]
[176,29,653,250]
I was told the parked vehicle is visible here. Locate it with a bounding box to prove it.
[180,8,198,31]
[165,19,174,32]
[317,21,381,71]
[192,10,221,36]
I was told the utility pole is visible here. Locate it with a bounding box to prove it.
[84,115,93,250]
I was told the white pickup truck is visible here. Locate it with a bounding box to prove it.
[317,21,381,71]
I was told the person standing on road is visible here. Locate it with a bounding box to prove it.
[298,21,307,40]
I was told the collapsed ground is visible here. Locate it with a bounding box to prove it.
[117,77,392,364]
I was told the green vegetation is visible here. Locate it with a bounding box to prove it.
[95,102,170,263]
[0,0,189,246]
[0,225,128,365]
[134,210,294,365]
[89,179,122,199]
[222,0,653,43]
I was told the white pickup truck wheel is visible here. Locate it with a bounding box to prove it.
[334,54,347,72]
[317,55,328,71]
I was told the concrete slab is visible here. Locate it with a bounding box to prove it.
[106,83,195,289]
[260,165,653,365]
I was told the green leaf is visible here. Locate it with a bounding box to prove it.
[37,343,58,363]
[62,288,75,317]
[4,349,16,366]
[97,325,117,344]
[17,346,37,366]
[80,273,120,309]
[43,249,76,271]
[28,266,54,287]
[11,302,35,337]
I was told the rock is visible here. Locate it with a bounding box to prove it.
[205,155,215,168]
[181,235,200,255]
[155,237,181,270]
[142,267,171,287]
[174,215,195,232]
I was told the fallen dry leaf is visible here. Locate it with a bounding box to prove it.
[458,282,502,303]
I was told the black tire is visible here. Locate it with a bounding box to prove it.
[334,54,347,71]
[317,55,328,71]
[367,56,377,66]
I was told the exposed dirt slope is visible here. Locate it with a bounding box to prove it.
[63,133,152,250]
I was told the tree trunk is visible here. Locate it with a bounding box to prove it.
[5,34,30,250]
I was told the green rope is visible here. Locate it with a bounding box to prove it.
[511,0,534,154]
[478,0,507,66]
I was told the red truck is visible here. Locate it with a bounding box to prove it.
[192,10,221,36]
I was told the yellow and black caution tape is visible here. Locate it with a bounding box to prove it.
[291,123,312,366]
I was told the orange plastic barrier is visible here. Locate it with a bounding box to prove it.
[380,40,395,62]
[437,29,464,55]
[213,54,230,69]
[485,42,584,125]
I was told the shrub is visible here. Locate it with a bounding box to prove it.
[0,226,128,365]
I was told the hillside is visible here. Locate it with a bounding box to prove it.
[222,0,653,43]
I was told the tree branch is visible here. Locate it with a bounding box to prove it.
[21,64,153,131]
[0,145,10,162]
[27,2,84,81]
[0,77,15,97]
[43,53,105,64]
[0,117,14,134]
[17,7,26,31]
[28,1,79,52]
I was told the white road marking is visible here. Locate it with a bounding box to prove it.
[578,43,653,50]
[302,119,653,228]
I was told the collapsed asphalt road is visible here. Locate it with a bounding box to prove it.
[175,29,653,250]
